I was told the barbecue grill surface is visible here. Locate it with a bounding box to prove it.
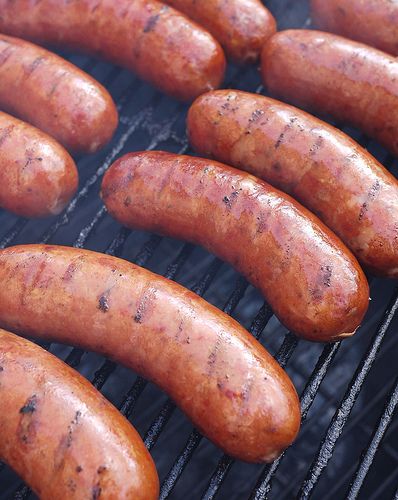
[1,1,398,499]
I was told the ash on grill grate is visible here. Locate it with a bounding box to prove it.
[1,1,398,499]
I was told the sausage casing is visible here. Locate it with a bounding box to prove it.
[164,0,276,63]
[0,34,118,154]
[187,90,398,278]
[311,0,398,56]
[101,151,369,342]
[0,111,78,218]
[261,30,398,157]
[0,244,301,463]
[0,0,226,102]
[0,328,159,500]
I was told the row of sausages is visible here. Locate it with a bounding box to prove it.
[1,0,398,498]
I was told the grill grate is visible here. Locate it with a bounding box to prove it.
[1,1,398,499]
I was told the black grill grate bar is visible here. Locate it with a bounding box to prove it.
[249,342,341,500]
[73,205,108,248]
[298,289,398,499]
[0,219,28,250]
[346,375,398,499]
[12,485,30,500]
[160,317,298,499]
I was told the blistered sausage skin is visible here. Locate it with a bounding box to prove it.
[0,111,78,218]
[0,0,226,102]
[101,151,369,342]
[187,90,398,278]
[164,0,276,63]
[261,30,398,157]
[0,34,118,154]
[0,244,301,463]
[0,329,159,500]
[311,0,398,56]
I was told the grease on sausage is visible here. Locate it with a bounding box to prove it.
[0,111,78,218]
[101,151,369,342]
[187,90,398,278]
[0,34,118,154]
[0,244,301,463]
[261,30,398,157]
[0,329,159,500]
[0,0,226,102]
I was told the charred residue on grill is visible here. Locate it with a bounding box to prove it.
[134,286,157,323]
[19,394,37,414]
[359,180,381,221]
[98,291,110,313]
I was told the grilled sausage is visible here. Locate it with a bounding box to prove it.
[311,0,398,56]
[187,90,398,279]
[163,0,276,63]
[0,34,118,154]
[0,244,301,463]
[0,328,159,500]
[0,111,78,218]
[261,30,398,157]
[101,151,369,342]
[0,0,226,102]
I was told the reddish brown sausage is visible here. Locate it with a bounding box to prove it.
[164,0,276,63]
[0,244,301,463]
[0,0,226,102]
[187,90,398,278]
[0,34,118,154]
[101,151,369,342]
[0,328,159,500]
[0,111,78,218]
[261,30,398,157]
[311,0,398,56]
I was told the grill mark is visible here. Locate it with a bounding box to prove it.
[312,265,333,301]
[309,134,324,156]
[98,290,111,313]
[248,109,265,124]
[239,375,254,416]
[63,261,79,282]
[274,118,297,149]
[25,56,45,76]
[0,125,15,148]
[47,71,67,98]
[54,410,82,470]
[92,485,102,500]
[222,190,239,210]
[359,180,381,221]
[143,6,169,33]
[134,286,157,324]
[0,42,14,67]
[207,330,225,375]
[19,395,37,414]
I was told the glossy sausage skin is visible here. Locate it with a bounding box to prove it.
[0,111,78,218]
[187,90,398,278]
[261,30,398,157]
[0,0,226,102]
[0,329,159,500]
[164,0,276,63]
[311,0,398,56]
[0,244,301,463]
[101,151,369,342]
[0,34,118,154]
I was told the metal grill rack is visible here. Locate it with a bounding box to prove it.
[1,1,398,498]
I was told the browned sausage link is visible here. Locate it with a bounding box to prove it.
[261,30,398,157]
[164,0,276,63]
[0,34,118,154]
[311,0,398,56]
[0,244,301,463]
[0,111,78,218]
[101,151,369,342]
[187,90,398,278]
[0,0,226,102]
[0,329,159,500]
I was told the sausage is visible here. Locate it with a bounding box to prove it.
[187,90,398,279]
[0,0,226,102]
[0,244,301,463]
[261,30,398,157]
[0,328,159,500]
[0,34,118,154]
[311,0,398,56]
[163,0,276,63]
[0,111,78,218]
[101,151,369,342]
